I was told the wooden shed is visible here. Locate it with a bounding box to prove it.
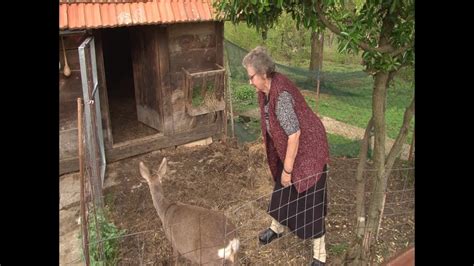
[59,0,227,175]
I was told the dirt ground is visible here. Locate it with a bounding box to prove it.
[100,139,414,265]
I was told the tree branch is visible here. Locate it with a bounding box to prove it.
[355,117,374,238]
[384,96,415,172]
[315,0,394,54]
[390,44,412,57]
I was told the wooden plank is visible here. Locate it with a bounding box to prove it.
[60,128,79,160]
[167,23,216,74]
[168,22,216,55]
[185,101,225,116]
[60,49,81,71]
[216,111,224,138]
[130,27,162,131]
[169,48,217,73]
[168,33,216,54]
[60,157,80,175]
[167,22,216,39]
[181,65,226,117]
[184,67,225,78]
[61,35,85,50]
[105,124,218,164]
[169,72,185,99]
[93,30,114,149]
[158,27,174,136]
[215,22,224,66]
[60,124,220,175]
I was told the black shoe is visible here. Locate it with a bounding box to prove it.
[258,228,282,245]
[309,258,325,266]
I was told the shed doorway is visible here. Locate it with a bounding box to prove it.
[101,27,159,144]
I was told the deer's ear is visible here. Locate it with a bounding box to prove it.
[157,157,167,182]
[139,161,151,182]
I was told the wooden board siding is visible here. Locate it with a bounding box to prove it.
[93,31,114,149]
[156,29,174,135]
[60,34,87,161]
[167,22,224,132]
[215,22,224,66]
[214,22,225,137]
[130,26,163,131]
[168,22,217,73]
[60,123,220,175]
[59,34,87,73]
[60,23,226,174]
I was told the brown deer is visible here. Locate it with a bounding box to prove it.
[382,246,414,266]
[139,158,239,265]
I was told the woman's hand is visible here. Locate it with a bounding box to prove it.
[282,130,299,188]
[281,171,292,187]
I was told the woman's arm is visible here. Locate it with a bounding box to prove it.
[281,130,300,186]
[275,91,301,187]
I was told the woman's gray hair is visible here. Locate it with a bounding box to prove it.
[242,46,276,77]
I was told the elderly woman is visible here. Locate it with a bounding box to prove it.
[242,46,330,266]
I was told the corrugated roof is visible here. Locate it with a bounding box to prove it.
[59,0,149,3]
[59,0,218,30]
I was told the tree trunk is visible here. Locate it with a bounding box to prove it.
[380,97,414,181]
[327,31,334,46]
[355,118,374,237]
[362,72,389,260]
[345,117,374,264]
[314,2,406,263]
[408,128,415,164]
[359,4,401,259]
[310,30,324,113]
[261,30,267,41]
[309,31,324,76]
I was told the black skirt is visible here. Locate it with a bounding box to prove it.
[268,159,328,239]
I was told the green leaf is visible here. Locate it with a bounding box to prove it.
[390,0,398,14]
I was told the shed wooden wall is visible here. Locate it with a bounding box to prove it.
[167,21,225,133]
[59,34,85,161]
[60,22,226,174]
[130,26,166,132]
[60,32,112,165]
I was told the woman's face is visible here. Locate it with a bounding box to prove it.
[246,66,267,93]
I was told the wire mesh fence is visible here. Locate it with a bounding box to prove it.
[73,162,413,265]
[68,39,414,266]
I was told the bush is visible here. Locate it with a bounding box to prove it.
[233,84,256,102]
[79,208,126,265]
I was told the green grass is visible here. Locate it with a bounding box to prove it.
[192,87,204,107]
[225,20,414,146]
[224,20,362,68]
[303,66,414,144]
[328,133,361,158]
[229,113,362,158]
[231,81,258,113]
[329,243,349,256]
[229,69,414,146]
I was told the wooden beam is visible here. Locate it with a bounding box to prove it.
[183,67,225,78]
[60,124,218,175]
[107,124,217,162]
[93,30,114,149]
[130,27,162,131]
[158,27,174,136]
[215,22,224,66]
